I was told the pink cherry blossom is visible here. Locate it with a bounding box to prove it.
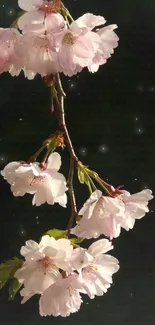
[0,28,21,75]
[71,188,153,240]
[21,235,73,271]
[53,17,102,76]
[39,273,83,317]
[52,13,118,76]
[1,152,68,207]
[14,12,66,77]
[70,239,119,298]
[18,0,65,33]
[71,190,125,239]
[14,31,60,77]
[15,235,73,302]
[119,189,153,231]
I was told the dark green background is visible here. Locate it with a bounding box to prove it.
[0,0,155,324]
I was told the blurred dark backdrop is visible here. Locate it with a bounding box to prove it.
[0,0,155,324]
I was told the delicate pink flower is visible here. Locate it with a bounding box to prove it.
[1,152,68,207]
[39,273,83,317]
[18,0,65,33]
[15,11,66,77]
[119,189,153,230]
[71,188,153,240]
[21,235,73,270]
[52,13,118,76]
[15,235,73,302]
[70,239,119,298]
[0,28,21,75]
[16,259,60,301]
[53,19,101,76]
[71,190,125,239]
[14,31,60,76]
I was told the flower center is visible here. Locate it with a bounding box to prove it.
[38,0,62,14]
[39,256,58,275]
[27,174,46,186]
[62,32,75,45]
[41,256,53,268]
[33,36,49,51]
[83,264,98,274]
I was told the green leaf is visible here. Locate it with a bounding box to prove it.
[45,229,67,239]
[70,237,84,247]
[8,278,22,301]
[0,258,23,290]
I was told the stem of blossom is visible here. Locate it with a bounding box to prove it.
[86,180,93,194]
[42,146,54,163]
[55,73,78,233]
[96,178,113,196]
[65,16,70,27]
[87,170,113,197]
[28,144,47,163]
[10,18,18,28]
[85,173,97,192]
[65,10,74,22]
[67,13,74,22]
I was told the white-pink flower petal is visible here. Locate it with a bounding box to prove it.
[18,10,44,31]
[47,152,61,171]
[45,13,66,33]
[39,274,83,317]
[75,13,106,30]
[70,247,94,271]
[88,239,113,257]
[18,0,42,11]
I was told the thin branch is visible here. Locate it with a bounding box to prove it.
[55,74,78,163]
[54,73,78,233]
[66,156,77,233]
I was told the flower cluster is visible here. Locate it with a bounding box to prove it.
[1,152,67,207]
[71,189,153,239]
[0,0,119,78]
[15,235,119,317]
[1,153,153,239]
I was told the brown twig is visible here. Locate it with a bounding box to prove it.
[54,73,78,234]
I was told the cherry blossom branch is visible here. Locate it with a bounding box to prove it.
[55,73,78,233]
